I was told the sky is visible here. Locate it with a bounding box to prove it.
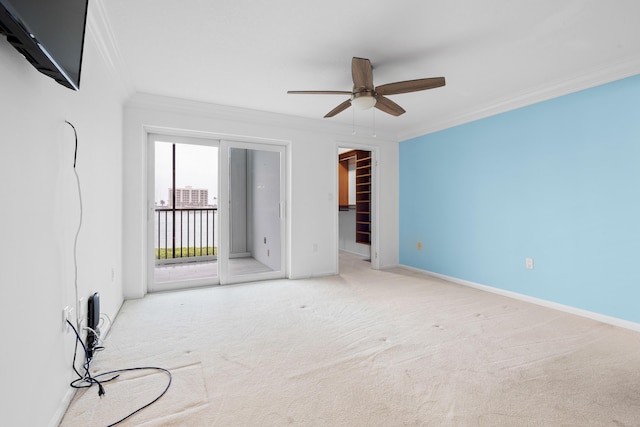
[155,141,219,205]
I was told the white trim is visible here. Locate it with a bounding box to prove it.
[127,93,398,143]
[48,388,76,427]
[339,248,370,257]
[145,133,155,293]
[399,55,640,141]
[146,125,289,147]
[400,265,640,333]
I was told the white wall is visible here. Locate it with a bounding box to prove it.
[123,94,400,298]
[0,6,127,426]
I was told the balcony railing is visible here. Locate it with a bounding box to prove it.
[155,207,217,263]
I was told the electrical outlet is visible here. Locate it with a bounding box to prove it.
[417,241,423,250]
[62,306,74,331]
[526,257,534,270]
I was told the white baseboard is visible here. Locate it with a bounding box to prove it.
[400,265,640,333]
[48,387,76,427]
[339,248,370,258]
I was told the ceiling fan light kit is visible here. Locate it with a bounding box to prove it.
[351,91,377,110]
[288,57,445,118]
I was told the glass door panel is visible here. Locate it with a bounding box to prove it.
[149,135,219,291]
[219,141,285,284]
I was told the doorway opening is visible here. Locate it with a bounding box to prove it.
[338,147,376,270]
[152,137,219,289]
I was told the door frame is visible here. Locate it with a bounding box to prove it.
[145,128,290,291]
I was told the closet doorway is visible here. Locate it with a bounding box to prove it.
[338,146,377,270]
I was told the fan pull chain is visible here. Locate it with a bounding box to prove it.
[372,108,376,138]
[352,107,356,135]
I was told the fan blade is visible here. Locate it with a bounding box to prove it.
[352,57,374,90]
[374,95,406,116]
[375,77,445,95]
[324,99,352,118]
[287,90,352,95]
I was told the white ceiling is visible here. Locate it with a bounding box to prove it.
[102,0,640,139]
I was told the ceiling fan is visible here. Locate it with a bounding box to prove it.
[287,57,445,118]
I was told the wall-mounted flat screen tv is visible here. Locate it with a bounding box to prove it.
[0,0,89,90]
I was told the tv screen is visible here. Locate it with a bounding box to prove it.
[0,0,88,90]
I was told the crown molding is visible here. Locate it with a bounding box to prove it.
[398,55,640,141]
[85,0,135,98]
[126,92,398,143]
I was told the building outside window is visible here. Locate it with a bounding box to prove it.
[168,186,209,207]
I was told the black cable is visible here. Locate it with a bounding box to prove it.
[64,120,83,340]
[98,367,173,427]
[67,320,110,395]
[66,319,173,425]
[63,120,172,424]
[65,120,78,168]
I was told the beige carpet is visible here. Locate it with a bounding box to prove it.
[61,253,640,426]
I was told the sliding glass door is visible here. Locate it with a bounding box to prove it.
[148,134,286,290]
[218,140,285,284]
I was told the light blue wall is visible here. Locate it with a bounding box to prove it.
[400,74,640,323]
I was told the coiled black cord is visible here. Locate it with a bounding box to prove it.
[66,319,173,426]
